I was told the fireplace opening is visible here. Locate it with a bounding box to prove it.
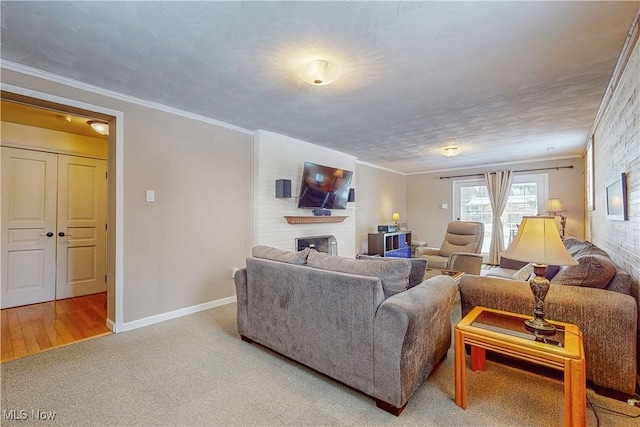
[295,235,337,255]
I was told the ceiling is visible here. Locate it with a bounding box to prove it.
[1,1,638,173]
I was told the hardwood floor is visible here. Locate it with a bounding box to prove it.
[1,292,111,363]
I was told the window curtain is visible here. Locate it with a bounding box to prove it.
[484,170,514,265]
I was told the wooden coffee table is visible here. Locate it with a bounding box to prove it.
[454,306,585,427]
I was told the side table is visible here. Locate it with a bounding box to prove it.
[454,306,586,427]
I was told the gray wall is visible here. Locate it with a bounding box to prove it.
[406,157,585,248]
[355,163,406,255]
[2,68,253,325]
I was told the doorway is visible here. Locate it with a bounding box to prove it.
[1,87,121,340]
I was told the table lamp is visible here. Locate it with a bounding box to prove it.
[392,212,400,226]
[500,216,578,335]
[545,198,567,237]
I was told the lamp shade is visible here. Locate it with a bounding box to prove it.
[392,212,400,222]
[501,216,577,266]
[544,198,566,214]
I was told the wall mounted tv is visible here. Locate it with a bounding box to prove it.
[297,162,353,210]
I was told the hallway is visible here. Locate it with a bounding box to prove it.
[1,292,110,363]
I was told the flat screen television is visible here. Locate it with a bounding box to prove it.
[297,162,353,210]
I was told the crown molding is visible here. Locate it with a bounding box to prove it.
[588,5,640,140]
[1,60,253,135]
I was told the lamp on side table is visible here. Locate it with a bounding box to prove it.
[500,216,578,335]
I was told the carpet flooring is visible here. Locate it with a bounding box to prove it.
[1,299,639,426]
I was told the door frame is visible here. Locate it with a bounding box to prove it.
[1,82,124,333]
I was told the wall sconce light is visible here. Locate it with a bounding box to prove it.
[275,179,291,198]
[348,188,355,203]
[88,120,109,136]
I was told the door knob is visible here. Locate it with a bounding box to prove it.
[46,232,54,237]
[58,232,65,237]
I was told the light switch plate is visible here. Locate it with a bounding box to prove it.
[146,190,155,203]
[441,203,449,209]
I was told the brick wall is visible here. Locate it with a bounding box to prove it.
[588,26,639,284]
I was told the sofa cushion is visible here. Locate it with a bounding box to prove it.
[357,255,427,288]
[551,254,617,289]
[308,250,410,298]
[252,245,310,265]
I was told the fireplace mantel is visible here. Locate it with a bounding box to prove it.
[284,216,348,224]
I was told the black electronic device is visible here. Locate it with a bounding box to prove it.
[312,209,332,216]
[275,179,291,198]
[297,162,353,210]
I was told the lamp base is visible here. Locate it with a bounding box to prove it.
[524,317,556,335]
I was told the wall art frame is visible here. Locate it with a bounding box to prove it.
[605,172,627,221]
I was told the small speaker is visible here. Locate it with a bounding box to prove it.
[348,188,355,203]
[275,179,291,198]
[312,209,332,216]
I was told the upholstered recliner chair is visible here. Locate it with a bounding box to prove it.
[415,221,485,275]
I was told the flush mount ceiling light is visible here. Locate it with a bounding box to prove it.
[298,60,340,86]
[88,120,109,136]
[442,146,460,157]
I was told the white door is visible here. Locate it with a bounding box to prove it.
[1,148,58,308]
[55,155,107,299]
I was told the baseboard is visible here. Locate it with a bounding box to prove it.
[106,318,116,331]
[117,296,237,333]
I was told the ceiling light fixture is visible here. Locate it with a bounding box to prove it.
[442,146,460,157]
[298,60,340,86]
[88,120,109,136]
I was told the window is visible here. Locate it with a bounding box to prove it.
[453,174,548,253]
[586,137,594,210]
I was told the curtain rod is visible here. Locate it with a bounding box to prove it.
[439,165,574,180]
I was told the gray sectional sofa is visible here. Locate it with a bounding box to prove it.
[234,245,457,415]
[459,237,638,397]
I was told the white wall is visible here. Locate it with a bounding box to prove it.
[588,32,640,284]
[253,130,357,257]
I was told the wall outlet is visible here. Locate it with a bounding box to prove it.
[231,267,240,279]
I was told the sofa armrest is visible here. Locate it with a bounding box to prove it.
[415,247,441,257]
[459,274,638,395]
[373,275,457,408]
[234,267,249,336]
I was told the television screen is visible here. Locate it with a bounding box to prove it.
[297,162,353,210]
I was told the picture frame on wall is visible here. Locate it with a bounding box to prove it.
[606,173,627,221]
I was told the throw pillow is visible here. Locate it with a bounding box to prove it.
[512,263,562,282]
[308,250,411,298]
[552,254,616,289]
[357,255,428,288]
[512,263,535,281]
[252,245,310,265]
